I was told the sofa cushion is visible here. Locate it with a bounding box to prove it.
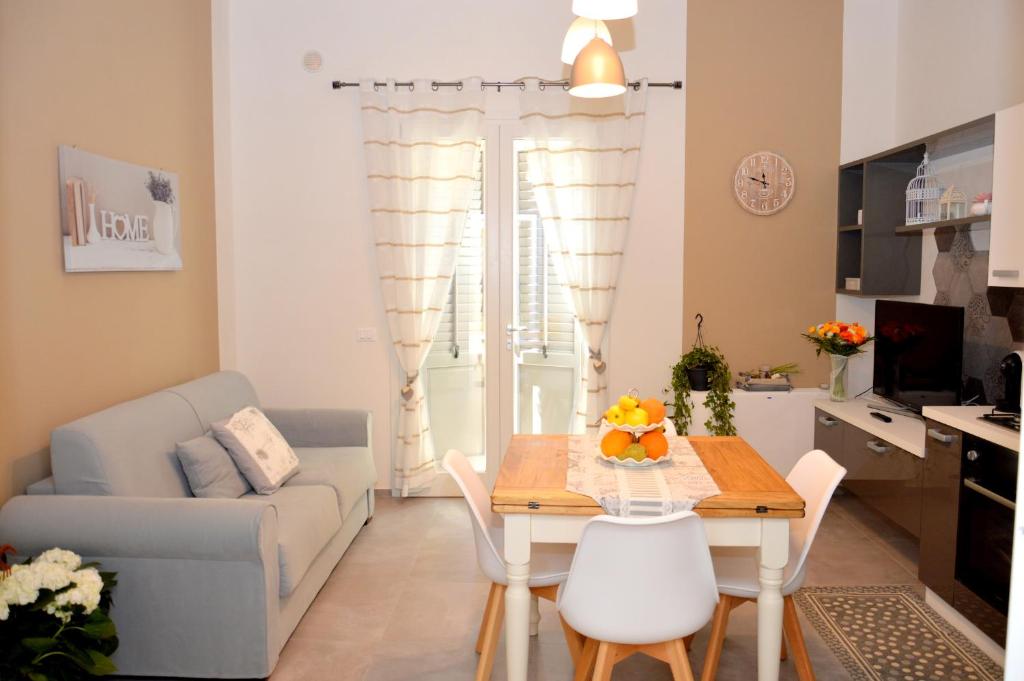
[164,371,261,431]
[176,435,251,499]
[240,485,340,596]
[286,447,376,519]
[51,391,202,497]
[214,407,300,494]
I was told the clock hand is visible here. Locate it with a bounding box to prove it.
[746,176,769,187]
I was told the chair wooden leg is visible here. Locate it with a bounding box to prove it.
[683,633,695,652]
[783,595,816,681]
[700,595,735,681]
[780,631,788,661]
[574,637,599,681]
[475,584,506,681]
[592,641,616,681]
[476,583,500,654]
[666,638,696,681]
[559,615,585,667]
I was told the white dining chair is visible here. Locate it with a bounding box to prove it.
[558,511,719,681]
[442,450,582,681]
[700,449,846,681]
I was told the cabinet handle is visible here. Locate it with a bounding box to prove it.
[992,269,1020,278]
[866,440,891,454]
[964,478,1016,511]
[926,428,955,444]
[817,415,838,427]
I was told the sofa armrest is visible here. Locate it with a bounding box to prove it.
[264,408,372,448]
[0,495,275,562]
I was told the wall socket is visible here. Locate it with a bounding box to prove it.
[357,327,377,342]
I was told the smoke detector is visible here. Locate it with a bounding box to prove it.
[302,50,323,73]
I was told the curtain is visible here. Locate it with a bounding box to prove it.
[520,81,648,433]
[360,78,486,496]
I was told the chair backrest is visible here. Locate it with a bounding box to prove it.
[785,449,847,579]
[441,450,506,583]
[558,511,718,645]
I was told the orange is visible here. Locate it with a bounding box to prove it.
[639,430,669,460]
[639,398,666,424]
[600,430,634,457]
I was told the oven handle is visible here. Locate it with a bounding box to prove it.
[964,478,1016,511]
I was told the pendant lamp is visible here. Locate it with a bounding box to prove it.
[569,37,626,98]
[561,17,613,65]
[572,0,638,20]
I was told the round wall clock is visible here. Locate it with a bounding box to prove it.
[733,151,795,216]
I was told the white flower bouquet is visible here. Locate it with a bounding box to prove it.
[0,545,119,679]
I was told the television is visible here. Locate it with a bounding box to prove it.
[872,300,964,412]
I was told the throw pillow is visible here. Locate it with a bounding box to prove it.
[212,407,299,494]
[176,434,251,499]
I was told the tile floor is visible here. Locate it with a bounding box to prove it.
[270,490,921,681]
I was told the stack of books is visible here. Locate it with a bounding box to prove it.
[64,177,93,246]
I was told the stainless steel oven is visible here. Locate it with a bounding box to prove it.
[954,433,1017,644]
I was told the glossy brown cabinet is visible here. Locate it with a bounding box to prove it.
[919,419,963,603]
[842,424,924,538]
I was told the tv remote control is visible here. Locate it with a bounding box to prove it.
[870,411,893,423]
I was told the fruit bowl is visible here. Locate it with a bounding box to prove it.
[599,419,669,436]
[600,451,672,467]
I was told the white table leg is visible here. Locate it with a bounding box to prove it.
[504,514,532,681]
[757,518,790,681]
[529,594,541,636]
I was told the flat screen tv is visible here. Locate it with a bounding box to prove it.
[872,300,964,412]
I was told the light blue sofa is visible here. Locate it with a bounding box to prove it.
[0,371,376,678]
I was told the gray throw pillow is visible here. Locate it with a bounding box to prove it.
[176,434,251,498]
[212,407,299,494]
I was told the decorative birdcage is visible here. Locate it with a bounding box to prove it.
[906,152,942,225]
[939,185,967,220]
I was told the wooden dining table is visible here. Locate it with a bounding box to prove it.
[491,434,805,681]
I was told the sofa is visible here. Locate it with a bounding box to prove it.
[0,371,377,678]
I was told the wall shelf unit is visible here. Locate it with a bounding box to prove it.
[835,114,995,296]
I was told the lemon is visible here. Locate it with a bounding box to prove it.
[624,407,649,427]
[604,405,627,426]
[618,394,639,411]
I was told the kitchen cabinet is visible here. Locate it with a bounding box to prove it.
[919,419,963,603]
[842,424,924,538]
[989,102,1024,288]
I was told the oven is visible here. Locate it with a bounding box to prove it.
[954,433,1017,644]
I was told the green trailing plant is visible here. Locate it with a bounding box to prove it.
[668,314,736,436]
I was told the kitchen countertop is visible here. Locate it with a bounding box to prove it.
[922,405,1021,452]
[815,398,926,458]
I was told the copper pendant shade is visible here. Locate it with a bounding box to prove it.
[569,37,626,98]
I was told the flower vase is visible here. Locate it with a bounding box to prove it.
[828,354,849,402]
[86,203,101,244]
[152,200,174,255]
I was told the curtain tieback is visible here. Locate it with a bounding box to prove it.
[400,372,419,401]
[589,348,606,374]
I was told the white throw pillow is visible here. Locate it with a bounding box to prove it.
[212,407,299,494]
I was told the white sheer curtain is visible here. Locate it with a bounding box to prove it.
[360,78,486,496]
[519,81,648,433]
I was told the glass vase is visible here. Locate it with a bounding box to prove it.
[829,354,849,402]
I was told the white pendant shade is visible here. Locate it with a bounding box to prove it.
[572,0,638,20]
[569,37,626,98]
[561,17,613,65]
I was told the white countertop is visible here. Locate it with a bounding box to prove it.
[922,405,1021,452]
[814,398,926,458]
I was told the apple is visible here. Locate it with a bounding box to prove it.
[604,405,627,426]
[618,394,639,411]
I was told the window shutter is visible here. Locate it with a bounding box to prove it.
[516,149,576,356]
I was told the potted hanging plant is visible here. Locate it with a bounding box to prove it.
[668,315,736,436]
[802,320,874,401]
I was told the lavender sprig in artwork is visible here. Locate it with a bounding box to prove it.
[145,171,175,204]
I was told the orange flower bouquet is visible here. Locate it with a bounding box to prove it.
[802,321,873,401]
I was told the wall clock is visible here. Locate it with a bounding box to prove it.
[733,151,795,216]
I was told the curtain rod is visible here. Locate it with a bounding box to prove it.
[331,79,682,92]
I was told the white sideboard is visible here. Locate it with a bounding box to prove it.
[688,388,827,475]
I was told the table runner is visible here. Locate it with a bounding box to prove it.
[565,435,722,516]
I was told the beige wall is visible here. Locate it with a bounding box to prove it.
[0,0,219,504]
[684,0,842,387]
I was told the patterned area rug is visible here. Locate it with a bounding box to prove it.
[795,585,1003,681]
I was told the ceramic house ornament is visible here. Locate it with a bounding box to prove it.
[906,152,943,225]
[939,185,967,220]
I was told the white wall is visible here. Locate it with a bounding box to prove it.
[839,0,1024,396]
[214,0,686,488]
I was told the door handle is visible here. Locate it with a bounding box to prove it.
[992,269,1020,278]
[866,440,891,455]
[927,428,955,444]
[817,415,839,427]
[964,478,1016,511]
[505,323,527,334]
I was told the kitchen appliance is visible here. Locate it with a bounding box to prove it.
[996,350,1022,414]
[955,433,1017,644]
[873,301,964,412]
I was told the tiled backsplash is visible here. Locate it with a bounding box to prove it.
[932,227,1024,403]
